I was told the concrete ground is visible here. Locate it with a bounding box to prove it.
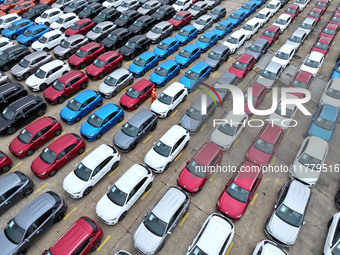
[0,0,339,254]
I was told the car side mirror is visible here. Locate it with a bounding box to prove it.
[107,185,110,190]
[127,200,132,205]
[42,251,47,255]
[303,221,306,225]
[274,204,277,209]
[167,231,172,235]
[187,245,191,251]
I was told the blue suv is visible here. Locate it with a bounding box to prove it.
[175,25,198,45]
[1,19,34,40]
[153,37,180,59]
[149,60,180,87]
[175,44,201,68]
[179,61,211,92]
[17,24,50,46]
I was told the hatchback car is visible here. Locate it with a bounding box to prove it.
[103,0,123,8]
[254,8,272,27]
[298,17,316,36]
[188,1,208,19]
[147,21,173,44]
[223,30,246,54]
[208,6,226,22]
[98,68,133,98]
[22,4,49,20]
[260,25,280,46]
[50,13,79,32]
[272,45,295,69]
[35,8,63,26]
[195,31,218,52]
[176,25,198,45]
[204,44,230,71]
[94,7,120,24]
[264,0,281,15]
[319,78,340,107]
[53,34,89,59]
[273,13,292,33]
[17,24,50,47]
[319,23,339,42]
[129,51,159,77]
[1,18,33,40]
[213,20,233,40]
[32,30,66,52]
[153,37,179,59]
[240,1,258,16]
[169,11,192,29]
[119,35,151,60]
[69,42,105,69]
[138,0,160,15]
[252,240,288,255]
[51,0,71,9]
[288,70,314,98]
[229,53,255,79]
[311,36,332,56]
[284,3,299,19]
[240,18,261,40]
[113,9,140,28]
[246,38,269,62]
[172,0,192,12]
[0,83,27,111]
[149,60,180,87]
[100,28,131,51]
[180,61,211,91]
[256,61,283,90]
[193,15,213,33]
[285,29,307,51]
[324,212,340,255]
[227,9,247,26]
[86,21,116,43]
[307,7,324,23]
[299,51,324,76]
[65,18,95,37]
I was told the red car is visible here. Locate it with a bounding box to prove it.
[0,151,12,173]
[9,1,35,14]
[0,0,23,12]
[31,133,86,179]
[245,124,284,166]
[288,70,314,98]
[319,23,339,41]
[43,217,103,255]
[85,51,123,80]
[39,0,56,5]
[244,82,267,115]
[9,116,62,158]
[177,142,223,195]
[69,42,105,69]
[336,6,340,15]
[307,7,324,23]
[284,4,299,20]
[229,53,255,79]
[311,36,332,55]
[330,13,340,26]
[260,25,280,46]
[119,79,155,110]
[43,70,89,104]
[169,11,192,30]
[216,161,262,220]
[315,0,330,12]
[65,19,95,37]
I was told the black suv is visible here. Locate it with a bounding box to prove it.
[22,4,50,20]
[152,5,176,22]
[78,2,104,19]
[101,28,132,51]
[0,83,28,111]
[0,191,67,255]
[119,35,151,60]
[114,10,141,28]
[93,7,119,24]
[0,45,31,72]
[0,95,47,135]
[128,15,155,35]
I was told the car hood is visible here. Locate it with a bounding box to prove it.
[138,8,149,15]
[257,76,274,89]
[50,22,61,30]
[149,73,164,84]
[101,38,114,47]
[86,65,102,76]
[129,63,144,73]
[271,57,287,66]
[9,138,28,155]
[114,18,127,27]
[117,6,128,12]
[99,82,115,95]
[26,74,43,88]
[54,45,69,56]
[0,230,19,255]
[210,128,233,148]
[147,31,160,40]
[204,56,219,68]
[223,42,236,51]
[144,148,168,169]
[291,161,320,185]
[267,213,299,245]
[96,194,122,221]
[60,106,77,120]
[87,31,100,40]
[63,171,87,194]
[209,13,219,19]
[153,47,166,56]
[320,94,340,108]
[285,40,300,50]
[119,46,133,56]
[175,54,189,65]
[194,24,204,31]
[180,75,196,89]
[179,114,201,133]
[229,66,244,78]
[178,168,205,192]
[150,100,169,114]
[120,94,137,107]
[69,55,84,66]
[308,123,332,141]
[80,121,98,137]
[43,87,63,100]
[17,34,30,43]
[64,6,76,12]
[10,64,28,76]
[0,115,11,132]
[35,17,47,23]
[169,19,180,26]
[247,146,271,165]
[1,29,13,37]
[31,156,51,175]
[133,222,162,254]
[190,9,200,16]
[113,130,135,149]
[218,192,247,219]
[245,49,261,60]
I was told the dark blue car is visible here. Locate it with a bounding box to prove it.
[179,61,211,92]
[153,37,180,59]
[175,44,201,68]
[195,31,218,52]
[213,20,234,39]
[1,19,34,40]
[227,10,247,26]
[17,24,50,46]
[175,25,198,45]
[149,60,181,87]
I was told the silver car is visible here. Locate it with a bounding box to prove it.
[298,18,316,36]
[98,68,133,98]
[146,21,173,44]
[212,72,237,104]
[117,0,140,13]
[245,38,270,62]
[10,51,53,81]
[133,186,190,255]
[52,0,72,9]
[324,212,340,255]
[137,0,161,15]
[256,61,283,90]
[86,21,116,42]
[285,29,307,51]
[265,179,312,247]
[53,34,89,59]
[188,1,209,19]
[0,72,10,85]
[194,15,213,33]
[204,44,230,71]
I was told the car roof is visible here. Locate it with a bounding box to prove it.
[138,51,156,60]
[292,29,306,37]
[191,61,209,72]
[94,103,119,119]
[127,109,155,127]
[130,35,146,42]
[245,18,259,26]
[320,104,339,121]
[249,82,265,95]
[160,124,187,146]
[49,133,78,153]
[74,89,98,103]
[12,18,31,25]
[233,9,244,15]
[82,144,115,170]
[311,6,323,12]
[96,21,113,28]
[98,51,120,61]
[8,95,41,110]
[81,42,101,52]
[112,28,129,35]
[284,180,311,213]
[191,96,214,111]
[296,70,313,82]
[0,82,23,95]
[304,136,328,159]
[44,7,61,13]
[66,34,85,42]
[238,53,254,63]
[288,3,299,8]
[183,44,199,52]
[258,8,270,14]
[265,61,282,72]
[156,21,172,28]
[194,1,207,6]
[199,14,211,20]
[220,19,232,25]
[308,51,324,61]
[318,36,332,44]
[201,31,215,38]
[230,29,245,38]
[28,24,47,31]
[177,11,190,16]
[212,44,229,54]
[0,172,22,196]
[253,38,268,46]
[59,70,83,84]
[277,13,291,20]
[234,161,261,190]
[25,116,54,133]
[116,164,150,193]
[43,30,62,38]
[193,142,220,166]
[40,59,64,71]
[108,68,129,79]
[131,79,153,91]
[102,7,116,13]
[60,13,76,18]
[163,81,186,96]
[214,6,224,10]
[260,124,283,144]
[267,24,280,32]
[183,25,196,31]
[76,18,92,25]
[325,23,338,29]
[302,17,316,25]
[24,50,49,61]
[161,59,177,69]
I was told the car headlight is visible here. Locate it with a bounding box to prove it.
[236,214,242,218]
[40,172,46,176]
[17,151,23,155]
[68,117,73,120]
[193,188,199,191]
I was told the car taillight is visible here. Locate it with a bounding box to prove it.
[61,201,65,207]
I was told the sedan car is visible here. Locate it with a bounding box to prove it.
[260,25,280,45]
[35,8,63,26]
[240,1,258,16]
[114,9,141,28]
[244,82,267,115]
[147,21,173,44]
[32,30,65,52]
[129,51,159,77]
[245,38,269,62]
[271,44,295,69]
[1,18,33,40]
[169,11,192,29]
[94,7,120,24]
[98,68,133,98]
[153,37,179,59]
[195,31,218,52]
[253,8,272,27]
[179,61,211,91]
[175,44,201,68]
[204,44,230,70]
[17,24,49,46]
[188,1,208,19]
[213,20,233,39]
[273,13,292,33]
[69,42,105,69]
[100,28,132,51]
[252,240,288,255]
[285,29,307,51]
[227,9,247,26]
[193,15,213,33]
[229,53,255,79]
[175,25,198,45]
[320,78,340,107]
[53,34,88,59]
[299,51,324,76]
[0,83,27,111]
[223,30,247,54]
[172,0,192,12]
[256,61,283,90]
[65,18,95,37]
[307,7,324,23]
[311,36,332,56]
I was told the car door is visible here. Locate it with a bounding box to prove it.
[23,220,40,246]
[80,97,94,115]
[54,147,69,168]
[31,127,49,148]
[91,156,114,185]
[65,76,82,96]
[0,185,20,212]
[257,89,265,105]
[139,85,151,103]
[72,236,94,255]
[117,74,130,91]
[169,136,183,161]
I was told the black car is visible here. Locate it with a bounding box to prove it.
[128,15,155,35]
[22,4,50,21]
[151,5,176,22]
[89,0,105,3]
[101,28,132,50]
[0,171,34,215]
[78,2,104,19]
[159,0,175,5]
[0,95,47,135]
[93,7,119,24]
[114,10,141,28]
[0,45,30,72]
[0,83,28,111]
[119,35,151,60]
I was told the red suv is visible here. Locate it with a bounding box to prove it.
[177,142,223,194]
[169,11,192,30]
[9,116,62,158]
[65,19,95,37]
[31,133,86,179]
[246,124,284,166]
[43,216,103,255]
[69,42,105,69]
[319,23,339,42]
[311,36,332,55]
[216,161,262,220]
[43,70,89,104]
[284,4,299,20]
[288,70,314,98]
[0,150,12,173]
[244,82,266,115]
[260,25,280,46]
[229,53,255,79]
[315,0,330,12]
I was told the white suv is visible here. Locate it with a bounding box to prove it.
[223,30,246,54]
[240,18,261,40]
[271,44,295,69]
[0,14,20,31]
[144,125,190,173]
[273,14,292,33]
[264,0,281,16]
[103,0,123,8]
[96,163,154,225]
[35,8,64,26]
[299,51,324,76]
[32,30,66,52]
[324,212,340,255]
[254,9,272,27]
[50,13,79,32]
[252,240,288,255]
[63,144,120,198]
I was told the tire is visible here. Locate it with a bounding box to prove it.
[99,72,105,79]
[97,100,103,107]
[55,129,62,136]
[145,44,150,50]
[117,61,122,68]
[64,53,70,59]
[75,116,82,123]
[111,45,116,51]
[164,162,170,171]
[43,47,49,52]
[60,27,65,33]
[7,127,16,135]
[83,186,93,196]
[23,72,31,79]
[81,82,87,90]
[145,182,152,192]
[12,34,17,40]
[95,38,101,43]
[26,149,35,157]
[134,103,139,110]
[141,71,145,76]
[118,211,127,222]
[27,41,33,46]
[80,62,86,69]
[23,188,33,197]
[62,71,68,76]
[37,108,45,117]
[1,165,11,173]
[182,95,187,103]
[328,219,332,229]
[91,241,101,251]
[55,212,65,223]
[118,115,124,122]
[3,65,9,72]
[78,147,85,155]
[159,241,165,251]
[129,78,133,85]
[40,83,48,91]
[130,53,135,60]
[57,96,65,104]
[49,169,57,177]
[130,142,137,151]
[96,132,102,139]
[183,141,189,149]
[44,22,49,26]
[111,91,117,98]
[166,109,172,117]
[111,161,119,171]
[155,60,159,66]
[18,249,27,255]
[151,123,157,131]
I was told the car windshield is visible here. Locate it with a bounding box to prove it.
[249,44,261,53]
[121,122,138,137]
[175,0,184,5]
[196,18,206,25]
[332,243,340,255]
[104,76,117,86]
[107,185,127,206]
[118,14,128,21]
[261,70,276,80]
[52,80,65,91]
[107,33,117,41]
[275,18,287,25]
[275,204,302,228]
[295,0,305,3]
[230,13,240,19]
[323,27,335,35]
[178,29,189,36]
[309,11,320,18]
[267,3,277,9]
[153,140,171,157]
[4,219,24,245]
[133,57,146,66]
[17,129,33,144]
[67,98,81,111]
[179,49,190,58]
[60,40,70,48]
[242,24,253,31]
[316,1,327,7]
[304,59,319,68]
[188,246,208,255]
[298,153,321,170]
[172,14,182,21]
[242,4,251,9]
[155,9,165,15]
[275,51,289,60]
[2,0,9,5]
[326,88,340,99]
[158,92,172,105]
[88,114,103,128]
[68,2,76,7]
[233,61,246,70]
[291,79,307,88]
[74,162,92,181]
[41,12,48,18]
[1,107,15,121]
[226,182,249,203]
[218,121,236,136]
[300,22,312,29]
[186,107,202,120]
[70,24,80,30]
[121,1,129,7]
[125,41,136,49]
[83,6,92,12]
[151,26,162,34]
[208,51,221,60]
[255,13,265,19]
[155,66,167,76]
[185,70,199,80]
[314,116,334,131]
[211,8,220,15]
[263,30,275,38]
[98,12,107,18]
[76,49,86,58]
[244,93,257,105]
[93,59,105,68]
[7,23,15,30]
[126,87,140,99]
[253,138,274,154]
[133,21,144,28]
[23,29,32,37]
[198,35,210,43]
[56,17,64,24]
[315,42,328,50]
[286,8,296,14]
[227,36,238,44]
[191,5,200,10]
[35,69,46,79]
[144,212,167,237]
[275,104,293,118]
[289,35,301,43]
[40,147,57,164]
[92,26,102,33]
[142,3,150,8]
[19,58,30,68]
[56,0,63,3]
[187,160,206,178]
[157,42,168,50]
[215,24,226,31]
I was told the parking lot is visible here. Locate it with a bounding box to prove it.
[0,0,339,254]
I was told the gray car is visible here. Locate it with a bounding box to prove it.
[204,44,230,70]
[98,68,133,98]
[63,0,88,14]
[285,29,307,51]
[245,38,270,62]
[133,186,190,255]
[10,51,53,80]
[117,0,140,13]
[194,15,213,33]
[256,61,283,90]
[208,6,226,22]
[52,0,72,9]
[146,21,173,44]
[87,21,116,42]
[211,72,237,104]
[188,1,209,19]
[53,34,89,59]
[137,0,161,15]
[265,179,311,247]
[298,17,316,36]
[113,109,157,152]
[0,71,10,85]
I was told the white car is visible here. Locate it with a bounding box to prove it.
[0,38,15,52]
[324,212,340,255]
[271,44,295,69]
[295,0,310,12]
[103,0,123,8]
[50,13,79,32]
[299,51,324,76]
[264,0,281,16]
[144,125,190,173]
[210,110,248,150]
[289,136,329,185]
[0,14,20,31]
[285,29,307,51]
[252,240,288,255]
[254,8,272,27]
[240,18,261,39]
[63,144,120,198]
[172,0,192,12]
[273,13,292,33]
[26,59,70,91]
[96,163,154,225]
[319,78,340,108]
[116,0,140,13]
[186,213,234,255]
[32,30,66,52]
[150,82,188,118]
[298,18,316,36]
[223,30,246,54]
[35,8,64,26]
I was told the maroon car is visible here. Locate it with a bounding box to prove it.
[0,150,12,173]
[284,4,299,20]
[260,25,280,46]
[169,11,192,30]
[244,82,267,115]
[65,19,95,37]
[288,70,314,98]
[311,36,332,56]
[319,23,339,42]
[307,7,324,23]
[69,42,105,69]
[229,53,255,79]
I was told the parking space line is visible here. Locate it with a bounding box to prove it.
[174,152,182,162]
[34,183,48,194]
[63,206,77,221]
[299,46,302,51]
[193,90,199,95]
[126,61,132,65]
[146,98,151,103]
[266,91,271,98]
[169,77,175,84]
[237,81,243,87]
[251,114,256,120]
[225,242,234,255]
[171,110,178,117]
[250,193,258,205]
[109,166,119,177]
[286,127,291,135]
[232,138,240,148]
[141,188,152,200]
[212,72,218,77]
[275,40,279,44]
[97,235,111,251]
[200,124,207,132]
[209,171,217,182]
[270,156,276,165]
[326,53,329,58]
[9,162,22,172]
[115,122,123,128]
[228,57,233,62]
[54,131,65,139]
[179,212,189,227]
[143,135,152,144]
[81,147,91,157]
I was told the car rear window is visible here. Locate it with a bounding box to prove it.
[80,217,98,233]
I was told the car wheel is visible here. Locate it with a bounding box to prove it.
[27,41,33,46]
[117,61,122,68]
[55,212,65,223]
[130,142,137,151]
[44,22,49,26]
[91,241,101,251]
[75,116,82,123]
[40,83,48,91]
[26,149,35,156]
[166,109,172,117]
[155,60,159,66]
[81,82,87,90]
[151,123,157,131]
[111,91,117,98]
[134,103,139,110]
[145,182,152,192]
[182,95,187,102]
[141,71,145,76]
[111,45,116,51]
[60,27,65,33]
[145,44,150,50]
[80,62,86,69]
[37,108,45,117]
[164,162,170,171]
[119,211,127,222]
[129,78,134,85]
[12,34,17,40]
[23,188,33,197]
[57,96,65,104]
[64,52,70,59]
[159,241,165,251]
[96,132,102,139]
[95,37,101,43]
[163,80,167,86]
[111,161,119,171]
[83,186,93,196]
[43,47,49,52]
[54,129,62,136]
[7,127,16,135]
[118,115,124,122]
[23,72,31,79]
[49,169,58,177]
[18,249,27,255]
[3,65,9,72]
[99,72,105,79]
[78,147,85,155]
[183,141,189,149]
[97,100,103,107]
[1,165,11,173]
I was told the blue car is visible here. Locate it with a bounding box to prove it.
[213,20,234,39]
[179,61,211,92]
[253,0,267,5]
[240,1,259,16]
[195,31,218,52]
[60,90,103,124]
[17,24,50,46]
[175,44,201,68]
[80,103,124,141]
[1,19,34,40]
[307,104,339,142]
[227,10,247,26]
[153,37,180,59]
[331,60,340,79]
[128,51,159,77]
[175,25,198,45]
[149,60,181,87]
